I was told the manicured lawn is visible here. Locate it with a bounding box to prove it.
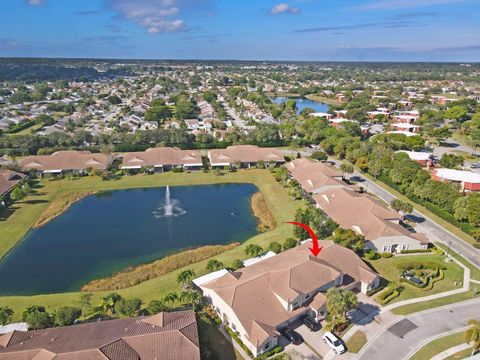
[365,254,464,303]
[358,170,478,247]
[0,169,303,320]
[410,331,466,360]
[392,286,480,315]
[346,330,367,353]
[436,243,480,281]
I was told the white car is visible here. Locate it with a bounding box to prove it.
[322,331,346,354]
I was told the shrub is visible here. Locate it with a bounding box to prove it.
[375,287,400,305]
[226,326,253,358]
[400,249,432,254]
[396,261,446,271]
[474,243,480,249]
[257,345,283,359]
[364,249,379,260]
[380,252,393,258]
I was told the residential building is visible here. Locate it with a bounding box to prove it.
[432,168,480,191]
[0,310,200,360]
[20,151,111,175]
[121,147,203,171]
[197,241,379,357]
[208,145,285,168]
[0,170,26,200]
[313,187,429,253]
[396,151,433,167]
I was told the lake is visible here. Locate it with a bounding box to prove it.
[0,184,259,295]
[271,97,329,114]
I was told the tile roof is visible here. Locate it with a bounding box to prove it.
[208,145,285,165]
[0,169,26,196]
[0,310,200,360]
[20,151,110,172]
[121,147,202,168]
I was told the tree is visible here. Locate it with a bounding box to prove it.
[439,153,464,169]
[107,95,122,105]
[114,298,142,317]
[390,199,413,220]
[206,259,224,273]
[148,300,167,314]
[0,307,13,326]
[78,293,92,317]
[466,193,480,226]
[231,259,244,270]
[145,105,172,123]
[101,293,122,314]
[54,306,81,326]
[444,105,468,121]
[179,290,201,309]
[177,269,196,286]
[332,228,365,253]
[10,184,29,202]
[22,305,53,330]
[268,241,283,254]
[326,288,357,331]
[283,237,299,250]
[163,292,178,306]
[464,319,480,356]
[244,244,263,257]
[340,163,354,179]
[311,151,328,162]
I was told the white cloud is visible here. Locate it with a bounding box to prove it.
[26,0,44,5]
[354,0,469,11]
[270,3,301,15]
[108,0,187,33]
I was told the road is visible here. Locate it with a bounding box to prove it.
[222,101,248,129]
[357,298,480,360]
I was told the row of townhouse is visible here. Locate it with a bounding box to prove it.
[18,145,286,175]
[286,158,430,253]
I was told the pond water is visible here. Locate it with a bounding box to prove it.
[0,184,259,295]
[271,96,329,114]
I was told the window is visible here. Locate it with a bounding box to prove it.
[231,323,237,331]
[305,294,310,299]
[383,245,390,252]
[264,342,270,351]
[402,244,408,250]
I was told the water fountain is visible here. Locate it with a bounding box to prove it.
[153,185,186,218]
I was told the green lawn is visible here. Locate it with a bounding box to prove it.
[444,348,474,360]
[0,169,303,320]
[365,254,464,303]
[410,331,466,360]
[346,330,367,353]
[436,243,480,281]
[392,285,480,315]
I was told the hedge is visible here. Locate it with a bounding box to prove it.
[5,120,34,134]
[400,268,441,289]
[376,287,400,305]
[257,346,283,359]
[400,249,432,254]
[226,326,254,358]
[396,261,446,271]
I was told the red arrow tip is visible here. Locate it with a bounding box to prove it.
[309,246,322,257]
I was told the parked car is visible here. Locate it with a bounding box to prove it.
[322,331,346,354]
[281,328,303,345]
[470,163,480,169]
[302,316,321,332]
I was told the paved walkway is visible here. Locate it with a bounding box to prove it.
[431,343,470,360]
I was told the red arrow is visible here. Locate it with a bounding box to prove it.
[286,221,322,257]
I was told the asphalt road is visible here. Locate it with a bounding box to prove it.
[357,298,480,360]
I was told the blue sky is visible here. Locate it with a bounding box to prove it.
[0,0,479,61]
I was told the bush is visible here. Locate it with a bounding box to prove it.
[400,249,432,254]
[375,287,400,305]
[364,249,379,260]
[226,326,253,358]
[396,261,446,271]
[257,345,283,359]
[474,243,480,249]
[380,252,393,258]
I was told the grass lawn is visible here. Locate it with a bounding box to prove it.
[410,331,466,360]
[436,243,480,281]
[365,254,464,303]
[0,169,303,320]
[392,285,480,315]
[346,330,367,353]
[445,348,475,360]
[358,169,478,247]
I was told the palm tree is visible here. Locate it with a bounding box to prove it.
[464,319,480,356]
[244,244,263,258]
[163,292,178,307]
[206,259,224,273]
[101,293,122,315]
[177,269,196,287]
[180,291,201,309]
[340,163,354,180]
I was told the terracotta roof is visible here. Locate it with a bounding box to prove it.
[202,241,377,346]
[20,151,110,172]
[313,188,428,243]
[121,147,202,168]
[0,310,200,360]
[285,158,346,193]
[0,169,26,196]
[208,145,285,165]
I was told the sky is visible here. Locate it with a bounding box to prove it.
[0,0,479,61]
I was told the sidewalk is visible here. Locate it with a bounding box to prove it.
[431,343,470,360]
